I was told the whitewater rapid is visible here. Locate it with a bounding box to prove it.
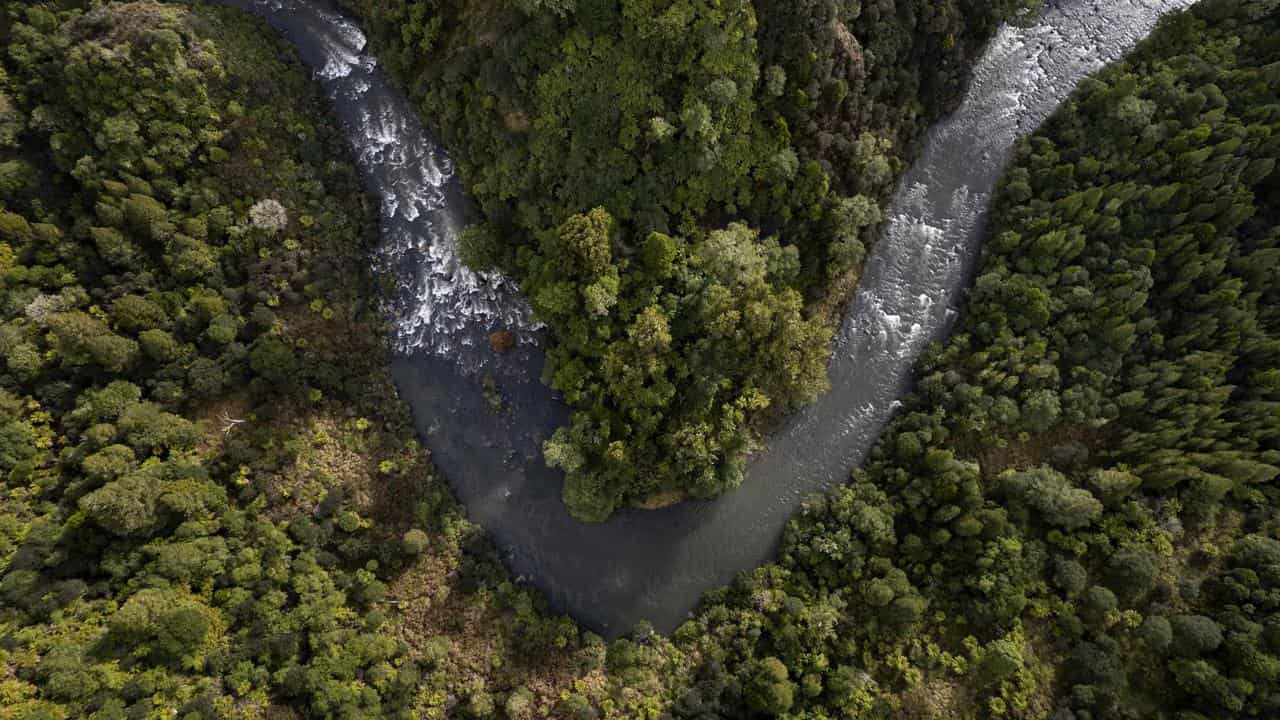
[218,0,539,365]
[220,0,1197,635]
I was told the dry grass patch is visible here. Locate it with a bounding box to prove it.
[388,557,588,717]
[898,670,974,719]
[974,426,1100,480]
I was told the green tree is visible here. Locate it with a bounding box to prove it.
[745,657,796,715]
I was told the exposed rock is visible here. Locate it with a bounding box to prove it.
[489,329,516,353]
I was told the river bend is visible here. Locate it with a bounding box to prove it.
[218,0,1197,635]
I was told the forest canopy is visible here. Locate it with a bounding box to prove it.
[3,0,1279,719]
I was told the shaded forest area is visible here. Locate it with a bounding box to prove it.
[338,0,1042,520]
[2,1,1279,719]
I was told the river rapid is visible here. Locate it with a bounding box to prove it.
[218,0,1198,636]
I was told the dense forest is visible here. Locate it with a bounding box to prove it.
[637,0,1280,715]
[3,0,1279,719]
[338,0,1042,520]
[0,3,579,717]
[671,0,1280,715]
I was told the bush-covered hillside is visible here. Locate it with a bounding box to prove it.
[0,3,581,717]
[338,0,1042,520]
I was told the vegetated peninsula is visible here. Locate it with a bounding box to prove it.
[339,0,1043,521]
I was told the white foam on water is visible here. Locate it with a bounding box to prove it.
[847,0,1198,367]
[774,0,1199,493]
[244,0,541,365]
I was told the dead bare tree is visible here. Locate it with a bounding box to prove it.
[218,410,247,436]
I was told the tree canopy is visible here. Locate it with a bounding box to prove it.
[6,1,1279,718]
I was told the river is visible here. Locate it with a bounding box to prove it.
[216,0,1197,636]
